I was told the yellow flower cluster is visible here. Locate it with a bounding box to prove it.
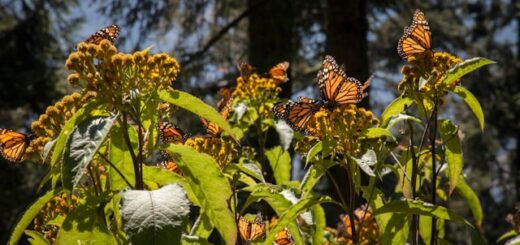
[296,105,378,155]
[232,74,282,102]
[28,92,95,161]
[398,52,462,94]
[184,137,236,168]
[322,205,379,245]
[66,40,180,105]
[33,193,79,244]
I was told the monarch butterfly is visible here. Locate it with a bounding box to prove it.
[85,24,120,45]
[272,55,370,133]
[238,213,266,242]
[0,128,34,162]
[201,90,233,137]
[272,97,323,133]
[397,10,431,59]
[157,122,187,143]
[268,61,290,82]
[317,55,371,107]
[237,62,256,82]
[159,151,183,176]
[274,227,294,245]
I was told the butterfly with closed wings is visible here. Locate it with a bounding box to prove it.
[272,55,371,133]
[201,89,233,138]
[238,213,266,242]
[397,10,432,59]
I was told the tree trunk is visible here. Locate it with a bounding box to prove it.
[324,0,370,226]
[248,0,295,98]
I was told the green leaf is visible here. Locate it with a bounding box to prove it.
[265,146,291,184]
[351,149,377,177]
[419,215,432,245]
[157,90,237,140]
[234,163,265,183]
[360,128,396,141]
[120,184,190,244]
[381,213,408,245]
[51,100,102,167]
[62,115,116,190]
[456,177,483,228]
[182,235,211,245]
[164,144,236,245]
[24,230,49,245]
[264,195,333,244]
[498,230,519,242]
[439,119,462,195]
[361,186,390,229]
[241,184,292,214]
[306,141,322,166]
[189,212,214,240]
[9,189,62,245]
[386,113,423,130]
[452,86,485,130]
[109,125,137,190]
[142,165,200,206]
[374,200,467,224]
[441,57,495,87]
[57,196,117,245]
[300,160,337,196]
[310,204,326,245]
[380,97,414,128]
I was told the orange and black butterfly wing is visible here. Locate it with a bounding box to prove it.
[204,92,233,137]
[317,55,347,104]
[238,62,256,82]
[238,215,265,242]
[397,10,431,59]
[273,97,322,133]
[157,122,186,143]
[85,24,120,44]
[268,61,290,82]
[159,150,183,176]
[317,55,371,105]
[274,228,293,245]
[0,129,32,162]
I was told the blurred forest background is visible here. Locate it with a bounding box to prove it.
[0,0,517,243]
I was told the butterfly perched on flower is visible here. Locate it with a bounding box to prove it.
[272,55,371,133]
[238,213,266,242]
[157,122,187,143]
[201,89,233,137]
[237,62,256,82]
[85,24,120,45]
[268,61,290,82]
[272,96,324,133]
[0,128,34,162]
[397,10,432,59]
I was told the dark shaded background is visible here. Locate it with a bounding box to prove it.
[0,0,517,243]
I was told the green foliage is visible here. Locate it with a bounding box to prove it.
[8,22,494,244]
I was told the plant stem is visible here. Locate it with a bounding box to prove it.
[430,97,439,245]
[120,113,143,189]
[97,152,134,188]
[408,120,419,245]
[326,171,348,210]
[343,163,358,244]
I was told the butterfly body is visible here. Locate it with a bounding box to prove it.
[0,128,34,162]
